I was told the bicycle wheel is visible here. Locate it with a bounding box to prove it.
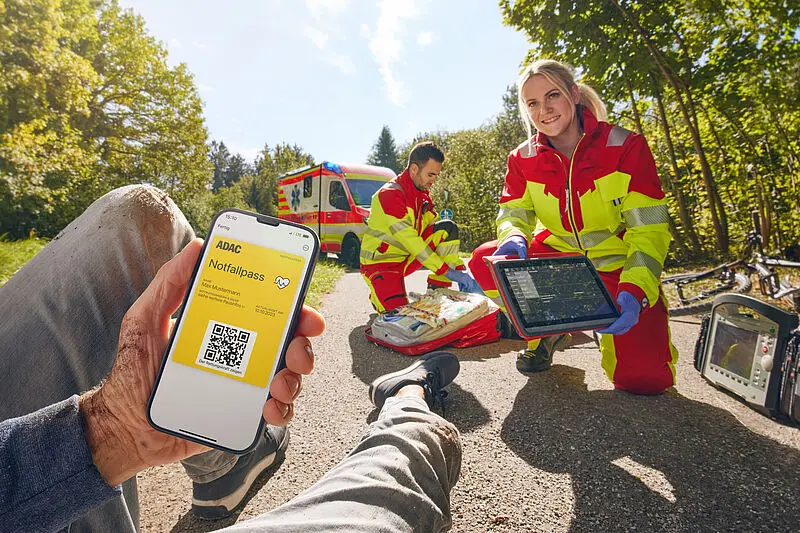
[664,272,752,317]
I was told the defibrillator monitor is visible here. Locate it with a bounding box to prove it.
[695,294,798,416]
[484,255,620,339]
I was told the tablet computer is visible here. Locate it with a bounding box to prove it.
[484,254,620,339]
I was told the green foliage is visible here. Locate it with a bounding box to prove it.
[0,0,211,238]
[366,125,402,173]
[394,87,525,251]
[499,0,800,261]
[210,140,253,191]
[178,143,315,237]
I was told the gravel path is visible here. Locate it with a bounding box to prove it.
[139,268,800,532]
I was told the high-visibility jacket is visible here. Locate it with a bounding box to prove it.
[360,169,450,276]
[496,106,671,310]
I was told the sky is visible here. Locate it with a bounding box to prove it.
[119,0,532,166]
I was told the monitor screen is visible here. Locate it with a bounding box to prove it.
[709,320,758,380]
[498,258,618,329]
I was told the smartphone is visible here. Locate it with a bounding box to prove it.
[147,209,319,453]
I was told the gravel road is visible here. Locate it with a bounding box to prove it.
[139,268,800,532]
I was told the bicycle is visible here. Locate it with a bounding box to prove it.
[662,210,800,317]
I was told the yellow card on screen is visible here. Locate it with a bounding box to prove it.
[170,236,305,388]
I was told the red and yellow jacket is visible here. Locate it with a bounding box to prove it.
[360,169,449,276]
[497,106,671,310]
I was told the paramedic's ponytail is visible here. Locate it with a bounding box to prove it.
[577,83,607,122]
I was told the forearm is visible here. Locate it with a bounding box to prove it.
[393,228,448,275]
[619,193,671,303]
[0,396,120,532]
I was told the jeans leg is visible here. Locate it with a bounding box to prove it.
[0,185,194,532]
[222,396,462,533]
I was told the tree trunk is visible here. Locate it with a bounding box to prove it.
[667,212,690,260]
[687,91,728,247]
[607,0,728,255]
[624,74,644,135]
[651,74,700,251]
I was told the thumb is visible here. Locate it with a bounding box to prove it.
[132,239,204,327]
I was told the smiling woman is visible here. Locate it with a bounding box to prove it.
[468,58,678,396]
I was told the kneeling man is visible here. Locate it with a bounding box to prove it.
[360,141,481,312]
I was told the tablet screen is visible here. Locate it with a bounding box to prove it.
[498,257,619,329]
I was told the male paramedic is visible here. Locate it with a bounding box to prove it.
[360,141,482,313]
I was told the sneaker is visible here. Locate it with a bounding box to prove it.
[516,334,571,373]
[191,425,290,520]
[369,351,460,409]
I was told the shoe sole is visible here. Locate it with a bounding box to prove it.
[191,429,290,520]
[516,361,552,373]
[369,352,450,407]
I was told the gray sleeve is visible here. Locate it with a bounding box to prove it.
[0,395,120,532]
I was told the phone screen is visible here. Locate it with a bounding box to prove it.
[148,210,318,452]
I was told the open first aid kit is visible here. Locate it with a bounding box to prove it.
[365,288,501,355]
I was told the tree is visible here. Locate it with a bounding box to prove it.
[366,126,401,173]
[251,143,314,215]
[499,0,800,261]
[0,0,211,238]
[209,140,232,191]
[209,140,252,191]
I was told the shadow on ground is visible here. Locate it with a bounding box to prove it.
[348,321,492,434]
[169,463,284,533]
[501,364,800,532]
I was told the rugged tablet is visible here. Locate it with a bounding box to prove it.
[484,254,620,339]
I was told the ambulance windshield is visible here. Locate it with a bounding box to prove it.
[346,178,388,206]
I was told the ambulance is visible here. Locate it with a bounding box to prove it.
[277,162,396,267]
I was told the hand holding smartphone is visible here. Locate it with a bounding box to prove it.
[147,209,319,453]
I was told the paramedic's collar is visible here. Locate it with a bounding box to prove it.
[397,169,432,201]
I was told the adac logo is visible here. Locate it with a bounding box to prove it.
[216,240,242,253]
[290,185,301,212]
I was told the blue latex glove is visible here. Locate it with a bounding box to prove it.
[598,291,641,336]
[494,236,528,259]
[445,268,485,295]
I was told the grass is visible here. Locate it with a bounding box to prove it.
[0,237,49,288]
[0,238,348,308]
[305,258,347,309]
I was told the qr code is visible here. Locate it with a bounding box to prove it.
[195,320,257,377]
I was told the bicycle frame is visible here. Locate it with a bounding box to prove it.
[752,254,800,301]
[667,260,747,305]
[664,210,800,315]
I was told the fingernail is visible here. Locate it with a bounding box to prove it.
[289,374,300,395]
[305,344,314,359]
[278,402,289,417]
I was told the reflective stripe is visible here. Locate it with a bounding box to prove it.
[606,126,631,147]
[360,249,408,262]
[435,242,460,257]
[580,224,626,248]
[381,182,404,193]
[364,228,406,251]
[555,233,580,248]
[624,251,663,278]
[318,223,365,235]
[416,246,433,263]
[592,254,627,269]
[497,206,531,226]
[389,220,413,234]
[623,204,670,227]
[551,224,624,250]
